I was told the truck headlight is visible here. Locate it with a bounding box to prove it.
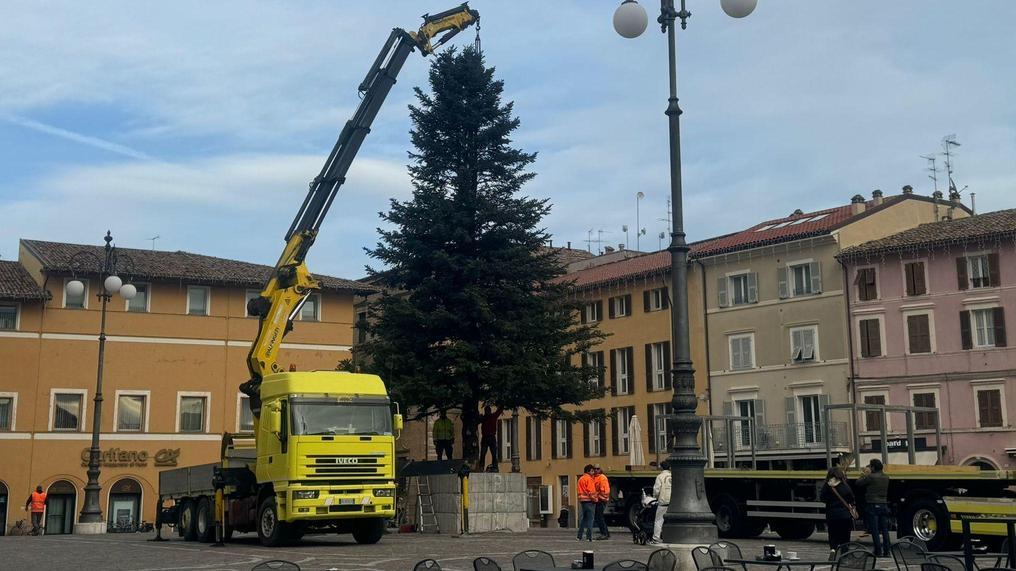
[373,488,394,497]
[293,490,319,500]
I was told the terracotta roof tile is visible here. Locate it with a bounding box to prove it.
[0,260,47,301]
[838,208,1016,259]
[19,239,376,295]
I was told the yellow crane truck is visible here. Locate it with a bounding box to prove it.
[154,4,481,547]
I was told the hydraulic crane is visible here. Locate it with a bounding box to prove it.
[241,4,480,417]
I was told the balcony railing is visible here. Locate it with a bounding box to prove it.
[711,421,849,453]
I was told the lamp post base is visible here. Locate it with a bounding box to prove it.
[656,544,705,570]
[74,522,107,535]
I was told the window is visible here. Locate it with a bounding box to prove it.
[581,301,603,324]
[238,395,254,433]
[126,284,149,313]
[53,392,85,431]
[718,273,758,307]
[790,326,818,362]
[608,294,631,319]
[582,351,605,387]
[959,254,999,290]
[862,393,887,433]
[961,308,1006,350]
[912,391,938,431]
[0,393,15,431]
[649,402,671,453]
[552,419,572,459]
[178,394,208,432]
[974,387,1005,428]
[859,318,883,358]
[778,262,821,298]
[646,342,670,391]
[499,418,515,462]
[736,399,756,447]
[245,290,261,318]
[187,286,210,316]
[525,416,543,461]
[644,287,669,312]
[610,347,634,395]
[728,334,754,370]
[855,267,877,301]
[614,407,633,455]
[356,311,368,344]
[904,261,927,296]
[0,304,17,330]
[300,293,320,321]
[64,278,88,309]
[585,414,605,457]
[906,313,933,354]
[799,394,824,444]
[115,393,147,432]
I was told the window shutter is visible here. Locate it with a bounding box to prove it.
[818,394,831,424]
[904,263,915,296]
[960,310,973,350]
[536,421,543,460]
[551,419,559,459]
[810,261,822,293]
[747,272,758,303]
[859,321,871,358]
[977,391,995,427]
[956,257,969,290]
[581,306,588,324]
[784,397,798,447]
[595,300,603,321]
[908,314,931,354]
[722,401,733,417]
[988,253,1000,287]
[596,352,605,386]
[611,409,619,456]
[583,421,590,457]
[525,420,533,461]
[647,404,656,453]
[993,307,1007,347]
[869,320,882,357]
[661,287,670,309]
[754,399,766,428]
[645,344,654,392]
[644,290,651,312]
[626,347,635,394]
[624,294,632,315]
[913,262,927,295]
[778,267,789,299]
[717,277,728,307]
[608,298,616,319]
[663,341,672,389]
[609,350,617,396]
[567,422,573,458]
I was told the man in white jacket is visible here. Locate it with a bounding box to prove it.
[651,460,671,543]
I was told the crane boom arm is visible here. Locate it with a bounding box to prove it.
[240,4,479,416]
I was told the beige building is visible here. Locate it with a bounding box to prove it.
[699,190,970,468]
[0,239,369,534]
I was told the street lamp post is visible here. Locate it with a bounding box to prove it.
[68,231,137,534]
[613,0,757,547]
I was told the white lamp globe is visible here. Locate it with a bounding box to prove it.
[721,0,757,18]
[119,283,137,300]
[104,275,123,294]
[66,279,85,298]
[613,0,648,39]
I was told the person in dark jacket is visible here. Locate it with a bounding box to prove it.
[855,459,891,557]
[820,467,856,552]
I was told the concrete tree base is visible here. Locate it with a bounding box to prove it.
[74,522,107,535]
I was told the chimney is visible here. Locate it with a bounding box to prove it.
[872,189,884,206]
[932,190,943,200]
[902,185,914,195]
[851,194,866,215]
[567,241,571,249]
[618,243,625,250]
[791,208,804,216]
[949,189,961,204]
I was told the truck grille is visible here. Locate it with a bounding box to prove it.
[302,454,390,481]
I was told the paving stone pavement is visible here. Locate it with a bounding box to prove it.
[0,526,897,571]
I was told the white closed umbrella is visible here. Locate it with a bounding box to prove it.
[629,414,646,467]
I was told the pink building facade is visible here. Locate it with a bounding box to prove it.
[839,209,1016,469]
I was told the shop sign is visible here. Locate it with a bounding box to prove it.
[80,447,181,468]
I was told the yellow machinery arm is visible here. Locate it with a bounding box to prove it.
[240,4,480,416]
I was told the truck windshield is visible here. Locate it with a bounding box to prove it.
[289,402,392,436]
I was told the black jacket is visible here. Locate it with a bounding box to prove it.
[855,471,890,504]
[820,479,856,521]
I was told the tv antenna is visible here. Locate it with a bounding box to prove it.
[585,229,594,253]
[920,154,938,194]
[658,197,672,234]
[148,235,160,251]
[942,134,961,193]
[596,229,611,255]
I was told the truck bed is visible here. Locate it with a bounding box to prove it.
[159,446,256,499]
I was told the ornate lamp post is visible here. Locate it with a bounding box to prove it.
[612,0,757,547]
[67,231,137,534]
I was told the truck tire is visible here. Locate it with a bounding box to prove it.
[352,518,385,544]
[901,498,950,550]
[771,520,815,540]
[196,497,215,543]
[178,499,198,541]
[714,494,746,538]
[257,496,290,547]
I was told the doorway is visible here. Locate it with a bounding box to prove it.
[45,480,77,535]
[799,395,824,444]
[107,478,142,532]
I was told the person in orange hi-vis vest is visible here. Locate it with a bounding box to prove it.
[24,485,48,536]
[576,464,597,542]
[592,465,611,539]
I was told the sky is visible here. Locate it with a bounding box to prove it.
[2,1,1015,280]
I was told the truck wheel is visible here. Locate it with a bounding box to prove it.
[772,520,815,540]
[196,497,215,543]
[714,495,745,538]
[257,496,290,547]
[178,500,198,541]
[352,518,385,544]
[902,498,950,550]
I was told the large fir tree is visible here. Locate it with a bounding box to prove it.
[363,47,603,462]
